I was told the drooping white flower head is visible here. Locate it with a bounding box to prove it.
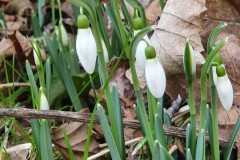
[212,65,233,111]
[145,46,166,98]
[39,87,49,110]
[76,14,97,74]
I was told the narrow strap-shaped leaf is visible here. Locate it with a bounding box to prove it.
[195,129,205,160]
[155,114,167,149]
[111,85,125,159]
[45,58,51,103]
[40,120,53,160]
[153,141,161,160]
[186,148,193,160]
[59,51,82,111]
[97,104,121,160]
[62,128,75,160]
[132,137,147,156]
[224,116,240,160]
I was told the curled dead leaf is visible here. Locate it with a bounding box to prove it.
[4,0,33,33]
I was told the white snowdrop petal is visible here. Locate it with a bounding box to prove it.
[217,76,233,111]
[145,58,166,98]
[76,28,97,74]
[135,35,150,70]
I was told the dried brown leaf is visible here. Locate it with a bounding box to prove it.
[145,0,161,25]
[150,0,206,99]
[51,108,100,160]
[4,0,33,33]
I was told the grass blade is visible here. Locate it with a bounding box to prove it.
[153,141,161,160]
[132,137,147,156]
[62,128,75,160]
[40,120,53,160]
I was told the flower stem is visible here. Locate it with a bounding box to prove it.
[129,48,154,153]
[209,69,220,160]
[188,82,196,159]
[199,38,229,129]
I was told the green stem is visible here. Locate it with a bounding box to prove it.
[199,38,229,129]
[57,0,62,21]
[188,82,196,159]
[209,69,220,160]
[129,50,154,153]
[147,88,157,131]
[50,0,55,26]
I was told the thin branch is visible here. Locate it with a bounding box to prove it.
[0,83,30,89]
[0,108,232,147]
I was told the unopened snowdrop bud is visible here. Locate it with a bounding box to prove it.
[183,39,196,84]
[58,22,69,47]
[39,87,49,110]
[101,40,109,63]
[76,13,97,74]
[145,46,166,98]
[213,65,233,111]
[33,42,41,68]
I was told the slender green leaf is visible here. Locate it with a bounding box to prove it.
[186,148,193,160]
[59,51,82,111]
[207,23,227,54]
[38,0,45,27]
[153,141,161,160]
[30,119,41,158]
[155,114,167,149]
[111,85,125,159]
[31,12,42,38]
[186,123,191,151]
[224,116,240,160]
[26,61,39,104]
[45,58,51,103]
[160,144,174,160]
[40,120,53,160]
[195,129,205,160]
[97,104,121,160]
[132,137,147,156]
[62,128,75,160]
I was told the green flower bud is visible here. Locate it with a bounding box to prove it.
[77,14,89,29]
[183,39,196,84]
[216,65,226,77]
[145,46,156,59]
[133,17,144,30]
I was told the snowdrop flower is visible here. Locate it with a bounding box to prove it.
[39,87,49,110]
[132,14,150,70]
[58,21,69,47]
[76,13,97,74]
[183,39,196,84]
[212,64,233,111]
[145,45,166,98]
